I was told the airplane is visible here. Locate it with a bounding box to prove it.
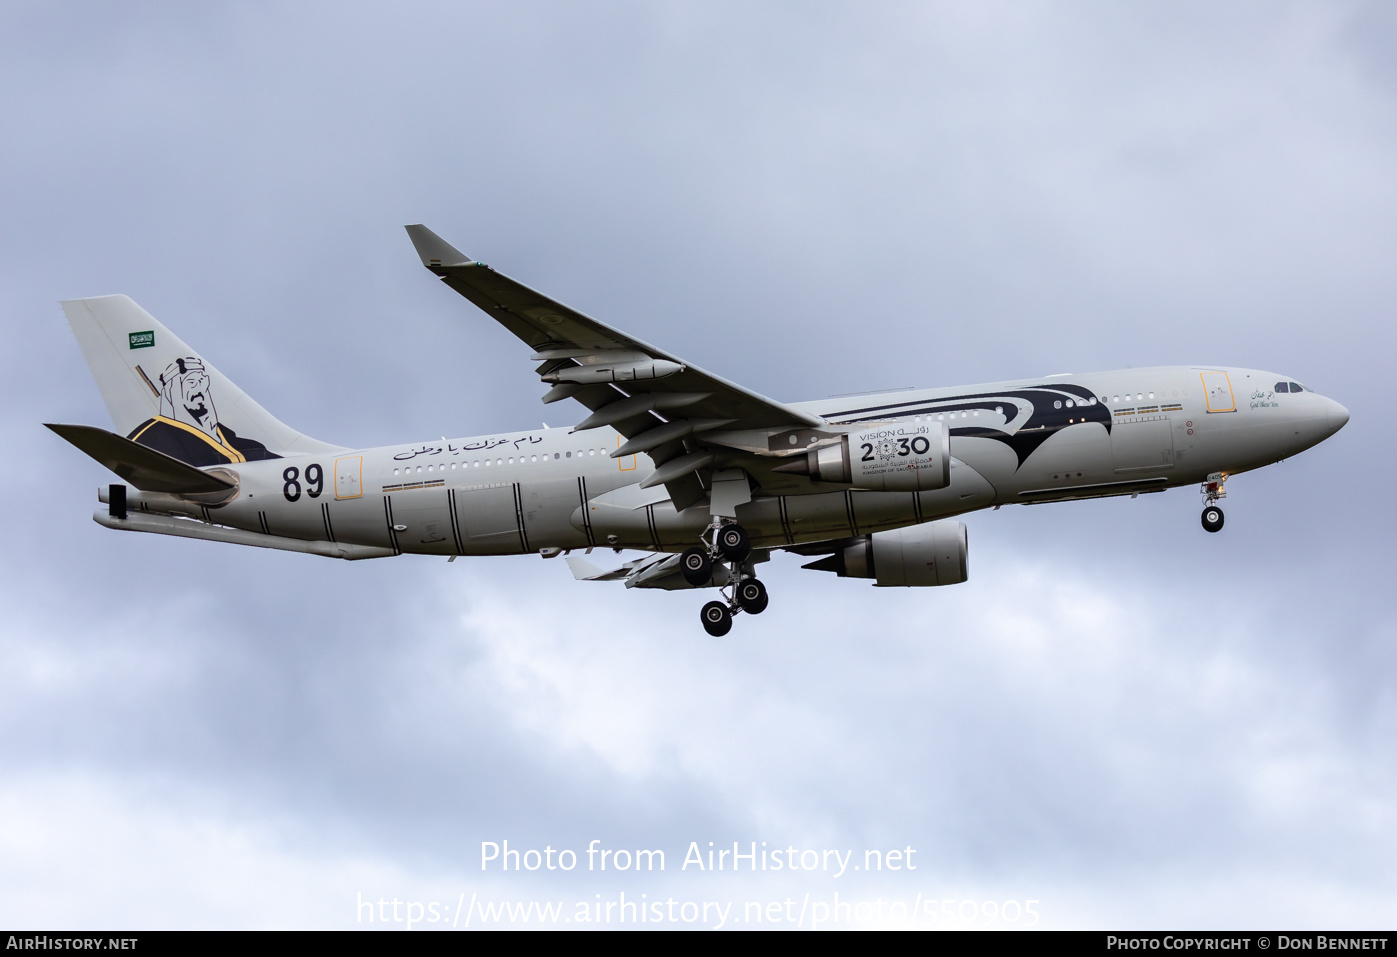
[46,225,1351,636]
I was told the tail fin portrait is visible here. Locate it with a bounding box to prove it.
[60,295,342,466]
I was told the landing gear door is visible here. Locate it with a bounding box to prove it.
[335,455,364,500]
[1200,371,1236,413]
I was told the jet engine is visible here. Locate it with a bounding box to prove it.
[774,423,950,492]
[802,520,968,587]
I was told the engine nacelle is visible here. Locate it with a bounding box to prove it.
[804,521,968,587]
[787,423,950,492]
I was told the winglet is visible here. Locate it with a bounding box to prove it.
[404,225,473,268]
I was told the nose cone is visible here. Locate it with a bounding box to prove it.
[1326,398,1350,437]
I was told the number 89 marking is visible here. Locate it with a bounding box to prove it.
[282,463,324,502]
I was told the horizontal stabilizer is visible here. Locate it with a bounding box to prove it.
[46,423,236,493]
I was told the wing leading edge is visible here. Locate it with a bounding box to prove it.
[405,225,824,510]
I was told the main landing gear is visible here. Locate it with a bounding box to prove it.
[1201,472,1227,534]
[701,601,733,637]
[687,521,766,636]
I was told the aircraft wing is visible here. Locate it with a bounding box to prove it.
[406,225,826,510]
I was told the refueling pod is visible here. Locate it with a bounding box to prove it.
[773,422,950,492]
[541,357,685,385]
[803,520,968,587]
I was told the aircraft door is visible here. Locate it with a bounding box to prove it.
[1200,372,1236,413]
[335,455,364,499]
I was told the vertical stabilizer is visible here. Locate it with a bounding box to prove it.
[61,295,342,466]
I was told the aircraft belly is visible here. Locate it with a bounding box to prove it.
[388,490,457,555]
[1193,406,1275,474]
[519,479,591,552]
[1019,423,1113,485]
[843,491,917,535]
[736,497,786,546]
[179,497,263,538]
[455,484,524,555]
[777,490,854,542]
[572,483,705,548]
[1110,419,1174,472]
[319,494,395,551]
[948,437,1016,501]
[231,493,323,542]
[916,456,997,517]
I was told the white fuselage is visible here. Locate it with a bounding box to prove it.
[123,366,1348,557]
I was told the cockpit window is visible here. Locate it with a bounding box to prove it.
[1289,382,1304,392]
[1274,382,1290,393]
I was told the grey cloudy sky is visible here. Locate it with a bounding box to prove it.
[1,1,1395,929]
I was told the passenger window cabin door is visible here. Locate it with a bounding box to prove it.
[334,455,364,499]
[1200,371,1236,413]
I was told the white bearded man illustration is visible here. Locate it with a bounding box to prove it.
[159,356,219,439]
[127,356,279,466]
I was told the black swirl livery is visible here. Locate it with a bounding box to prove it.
[824,384,1112,470]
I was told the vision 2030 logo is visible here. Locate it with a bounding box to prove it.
[128,330,155,349]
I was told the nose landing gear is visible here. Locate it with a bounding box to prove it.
[1201,471,1228,534]
[1201,505,1225,533]
[694,522,766,636]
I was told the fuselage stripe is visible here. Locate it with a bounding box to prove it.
[512,483,530,554]
[384,496,401,555]
[578,476,596,548]
[446,488,465,555]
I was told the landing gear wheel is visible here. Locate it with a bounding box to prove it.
[1202,506,1225,533]
[680,546,713,585]
[700,601,733,637]
[735,578,768,615]
[716,524,751,562]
